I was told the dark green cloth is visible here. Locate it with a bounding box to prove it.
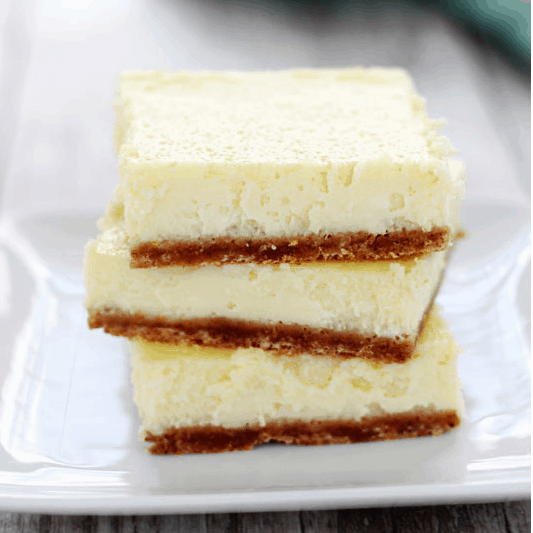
[419,0,530,71]
[278,0,531,71]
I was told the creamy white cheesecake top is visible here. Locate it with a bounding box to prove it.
[130,309,464,433]
[105,69,465,244]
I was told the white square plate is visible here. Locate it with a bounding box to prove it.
[0,198,529,514]
[0,0,530,514]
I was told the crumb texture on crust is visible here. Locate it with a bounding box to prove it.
[130,227,450,268]
[144,411,461,454]
[88,310,417,363]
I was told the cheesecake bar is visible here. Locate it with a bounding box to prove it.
[103,68,466,268]
[84,223,448,363]
[130,308,463,454]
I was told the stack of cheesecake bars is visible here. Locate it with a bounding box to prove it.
[84,69,466,454]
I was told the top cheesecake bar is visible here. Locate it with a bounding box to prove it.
[103,68,466,268]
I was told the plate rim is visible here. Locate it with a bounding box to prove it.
[0,470,530,514]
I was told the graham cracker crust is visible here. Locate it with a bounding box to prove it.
[130,227,450,268]
[144,410,461,454]
[88,311,417,363]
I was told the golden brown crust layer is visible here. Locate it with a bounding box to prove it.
[130,227,450,268]
[144,411,461,454]
[88,311,415,363]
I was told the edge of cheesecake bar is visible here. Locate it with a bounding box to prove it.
[129,226,450,268]
[89,309,432,364]
[85,222,448,362]
[105,68,465,267]
[145,410,461,454]
[129,307,463,455]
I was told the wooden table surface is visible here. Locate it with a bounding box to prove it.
[0,0,530,530]
[0,501,530,532]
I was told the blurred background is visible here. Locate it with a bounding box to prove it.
[0,0,530,222]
